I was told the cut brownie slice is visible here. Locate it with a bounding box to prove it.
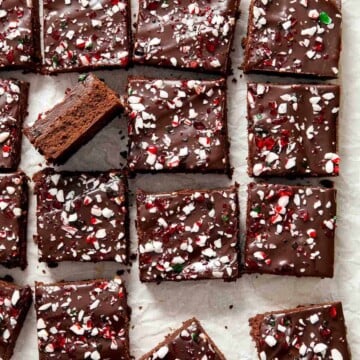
[24,73,122,164]
[249,302,351,359]
[245,183,336,277]
[247,83,340,177]
[0,280,32,360]
[136,185,240,282]
[126,77,231,175]
[43,0,131,73]
[133,0,239,74]
[0,172,28,269]
[0,0,40,71]
[0,79,29,171]
[140,318,226,360]
[243,0,342,78]
[35,278,130,360]
[33,168,129,264]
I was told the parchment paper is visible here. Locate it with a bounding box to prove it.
[1,0,359,358]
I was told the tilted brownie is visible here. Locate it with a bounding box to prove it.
[33,168,129,264]
[43,0,131,73]
[126,77,231,175]
[0,280,32,360]
[24,73,123,164]
[245,183,336,277]
[247,83,340,177]
[35,278,130,359]
[0,79,29,171]
[133,0,239,74]
[136,185,240,282]
[140,318,226,360]
[243,0,342,77]
[0,172,28,269]
[0,0,40,71]
[249,302,351,359]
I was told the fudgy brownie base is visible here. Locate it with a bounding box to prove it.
[0,280,32,360]
[0,79,29,171]
[249,302,351,359]
[35,278,131,360]
[24,73,123,164]
[0,172,28,269]
[139,318,227,360]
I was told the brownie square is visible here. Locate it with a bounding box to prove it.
[0,280,32,360]
[140,318,226,360]
[245,183,336,277]
[249,302,351,360]
[136,185,240,282]
[243,0,342,78]
[126,77,231,174]
[43,0,131,73]
[35,278,130,359]
[0,0,40,71]
[0,172,28,269]
[34,168,129,264]
[0,79,29,171]
[24,73,122,164]
[133,0,239,74]
[247,83,340,177]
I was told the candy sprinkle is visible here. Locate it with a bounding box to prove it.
[319,11,332,25]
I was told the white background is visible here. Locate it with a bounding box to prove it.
[1,0,359,358]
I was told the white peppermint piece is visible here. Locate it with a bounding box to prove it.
[264,335,277,347]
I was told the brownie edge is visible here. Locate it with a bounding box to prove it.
[24,73,123,164]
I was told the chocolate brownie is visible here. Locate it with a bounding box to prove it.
[249,302,351,359]
[33,168,129,264]
[243,0,342,78]
[133,0,239,74]
[43,0,131,73]
[24,73,123,164]
[0,0,40,71]
[35,277,130,359]
[136,185,240,282]
[0,79,29,171]
[140,318,226,360]
[0,172,28,269]
[245,183,336,277]
[0,280,32,360]
[247,83,340,177]
[126,77,231,175]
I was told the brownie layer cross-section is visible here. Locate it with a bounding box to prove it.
[25,73,123,164]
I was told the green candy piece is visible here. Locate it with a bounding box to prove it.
[78,74,88,82]
[319,11,332,25]
[171,263,184,273]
